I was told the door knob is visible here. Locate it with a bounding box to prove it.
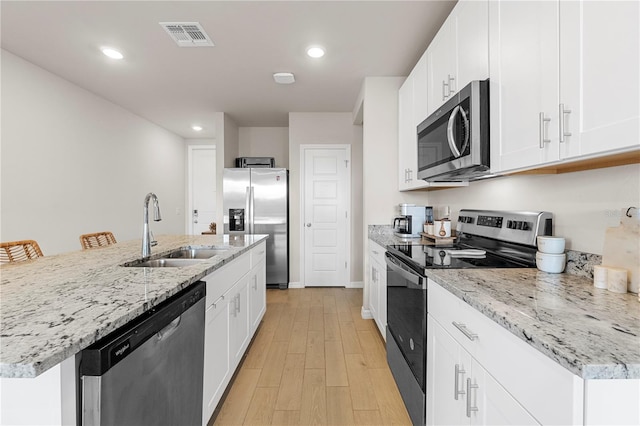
[306,223,312,227]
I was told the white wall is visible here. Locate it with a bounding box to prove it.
[420,164,640,255]
[239,127,289,168]
[288,112,364,285]
[0,50,186,255]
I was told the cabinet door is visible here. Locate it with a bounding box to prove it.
[427,20,456,116]
[471,361,540,426]
[378,259,387,340]
[413,52,430,127]
[489,0,560,173]
[559,0,640,159]
[369,259,379,323]
[203,296,231,425]
[456,0,489,89]
[229,274,251,369]
[427,315,469,426]
[249,261,266,333]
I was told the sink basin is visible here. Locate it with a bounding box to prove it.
[127,258,206,268]
[165,247,229,259]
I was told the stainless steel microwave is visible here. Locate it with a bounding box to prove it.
[417,79,490,182]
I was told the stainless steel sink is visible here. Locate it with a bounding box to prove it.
[128,258,206,268]
[165,247,229,259]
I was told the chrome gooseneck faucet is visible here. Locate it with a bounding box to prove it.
[142,192,162,258]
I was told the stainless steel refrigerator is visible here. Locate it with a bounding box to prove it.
[223,168,289,288]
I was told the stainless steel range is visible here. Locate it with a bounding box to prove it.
[385,209,553,426]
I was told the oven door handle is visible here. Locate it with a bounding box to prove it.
[385,253,425,289]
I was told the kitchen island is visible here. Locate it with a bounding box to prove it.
[0,234,267,425]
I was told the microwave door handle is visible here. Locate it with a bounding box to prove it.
[447,105,469,158]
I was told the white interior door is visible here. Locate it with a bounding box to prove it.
[188,146,216,235]
[302,146,350,287]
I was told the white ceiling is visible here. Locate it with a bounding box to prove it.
[1,0,456,138]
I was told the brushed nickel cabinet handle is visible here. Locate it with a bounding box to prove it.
[452,322,478,341]
[539,112,551,148]
[466,378,479,417]
[454,364,466,400]
[559,103,572,143]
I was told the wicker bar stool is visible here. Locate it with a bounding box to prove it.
[80,231,117,250]
[0,240,44,264]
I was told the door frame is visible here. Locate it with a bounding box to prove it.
[299,144,352,288]
[186,144,216,235]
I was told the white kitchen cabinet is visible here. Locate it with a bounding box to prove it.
[368,240,387,338]
[398,68,430,191]
[427,316,539,426]
[202,292,231,425]
[427,0,489,116]
[489,0,560,172]
[229,273,251,369]
[427,280,583,425]
[201,246,266,425]
[249,242,267,334]
[558,0,639,160]
[490,0,639,174]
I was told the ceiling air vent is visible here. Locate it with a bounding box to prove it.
[159,22,214,47]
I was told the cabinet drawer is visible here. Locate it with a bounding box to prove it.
[428,280,583,425]
[250,241,266,268]
[204,251,250,308]
[368,240,386,266]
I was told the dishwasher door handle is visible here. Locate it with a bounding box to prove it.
[156,316,181,341]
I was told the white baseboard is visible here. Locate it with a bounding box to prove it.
[346,281,363,288]
[361,306,373,319]
[288,282,304,289]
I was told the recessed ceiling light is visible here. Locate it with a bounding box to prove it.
[101,47,124,60]
[306,46,325,58]
[192,125,203,131]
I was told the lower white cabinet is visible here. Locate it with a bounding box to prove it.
[368,240,387,338]
[229,274,251,370]
[201,243,267,425]
[427,315,538,426]
[427,280,583,425]
[202,293,231,424]
[249,242,267,334]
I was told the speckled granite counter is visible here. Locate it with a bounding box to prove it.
[368,225,640,380]
[0,234,267,378]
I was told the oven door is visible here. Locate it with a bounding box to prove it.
[385,252,427,388]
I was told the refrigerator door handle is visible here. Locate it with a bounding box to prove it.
[245,186,251,233]
[249,186,255,234]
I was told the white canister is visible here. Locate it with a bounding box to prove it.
[437,219,451,238]
[593,265,608,289]
[607,267,628,294]
[424,223,435,235]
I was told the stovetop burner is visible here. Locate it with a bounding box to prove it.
[386,209,552,274]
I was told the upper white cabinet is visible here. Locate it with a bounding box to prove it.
[398,53,431,191]
[491,0,639,173]
[558,0,639,159]
[427,0,489,116]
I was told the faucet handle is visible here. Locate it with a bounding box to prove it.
[150,230,158,247]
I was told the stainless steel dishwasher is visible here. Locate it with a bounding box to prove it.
[80,281,205,426]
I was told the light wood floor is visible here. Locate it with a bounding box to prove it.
[212,287,411,426]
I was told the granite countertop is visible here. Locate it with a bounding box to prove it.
[0,234,267,378]
[368,225,640,380]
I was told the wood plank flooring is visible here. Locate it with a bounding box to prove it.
[213,287,411,426]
